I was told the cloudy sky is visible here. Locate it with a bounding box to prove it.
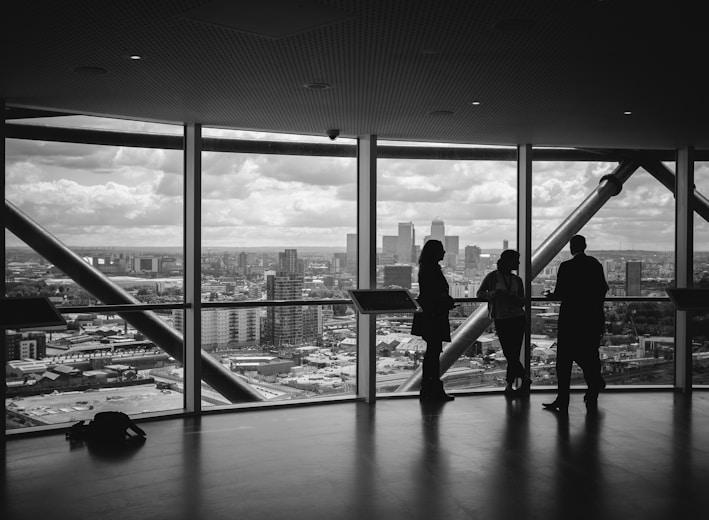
[5,116,709,253]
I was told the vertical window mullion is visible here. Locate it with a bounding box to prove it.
[675,146,694,391]
[356,135,377,402]
[184,124,202,413]
[517,145,532,379]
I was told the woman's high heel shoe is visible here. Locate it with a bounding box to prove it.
[517,377,531,395]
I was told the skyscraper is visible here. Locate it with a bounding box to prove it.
[431,218,445,242]
[381,235,398,265]
[465,245,481,269]
[266,271,304,346]
[626,260,642,296]
[382,235,398,256]
[444,235,459,256]
[278,248,299,274]
[238,252,249,276]
[267,249,305,346]
[397,222,415,264]
[503,239,509,251]
[332,252,347,273]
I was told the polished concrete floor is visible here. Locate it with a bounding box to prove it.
[4,391,709,520]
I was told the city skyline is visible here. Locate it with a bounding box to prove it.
[5,116,709,251]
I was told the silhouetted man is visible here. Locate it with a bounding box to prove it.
[543,235,608,413]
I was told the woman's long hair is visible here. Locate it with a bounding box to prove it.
[497,249,519,273]
[419,239,444,266]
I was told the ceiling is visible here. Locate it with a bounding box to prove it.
[4,0,708,150]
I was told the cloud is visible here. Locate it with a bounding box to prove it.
[6,178,182,241]
[5,128,706,250]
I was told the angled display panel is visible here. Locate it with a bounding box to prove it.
[348,289,421,314]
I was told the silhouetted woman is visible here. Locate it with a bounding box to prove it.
[478,249,530,396]
[412,239,455,401]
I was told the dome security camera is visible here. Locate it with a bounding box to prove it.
[326,129,340,140]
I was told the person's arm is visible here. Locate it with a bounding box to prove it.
[547,262,565,300]
[515,275,525,307]
[477,272,496,301]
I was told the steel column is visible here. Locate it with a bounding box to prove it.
[357,136,377,402]
[674,148,694,391]
[641,159,709,223]
[517,145,533,379]
[397,159,641,392]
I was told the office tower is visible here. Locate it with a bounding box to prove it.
[503,239,509,251]
[444,236,459,256]
[383,235,398,256]
[465,245,481,269]
[397,222,415,264]
[431,219,445,242]
[346,233,357,274]
[383,265,413,288]
[332,252,347,273]
[444,235,459,268]
[278,248,299,274]
[266,271,304,346]
[265,249,307,346]
[302,305,323,343]
[626,260,642,296]
[381,235,398,265]
[238,252,249,276]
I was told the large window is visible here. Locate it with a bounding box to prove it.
[5,116,186,430]
[5,116,706,433]
[198,128,358,404]
[531,160,675,388]
[375,143,516,394]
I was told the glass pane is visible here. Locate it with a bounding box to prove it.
[199,128,357,403]
[5,309,188,430]
[5,131,184,306]
[532,160,675,388]
[10,114,183,135]
[375,145,517,394]
[193,304,357,404]
[5,116,186,431]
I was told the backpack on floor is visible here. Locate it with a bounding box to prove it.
[66,411,146,444]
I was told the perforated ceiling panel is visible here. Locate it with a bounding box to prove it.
[4,0,708,149]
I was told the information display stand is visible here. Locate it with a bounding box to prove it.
[347,289,422,314]
[0,296,67,330]
[666,288,709,311]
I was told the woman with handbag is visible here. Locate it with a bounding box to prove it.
[477,249,530,396]
[411,239,456,401]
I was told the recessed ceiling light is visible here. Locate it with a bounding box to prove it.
[494,18,536,32]
[73,66,108,75]
[129,55,142,60]
[304,82,331,90]
[471,101,481,106]
[624,111,632,115]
